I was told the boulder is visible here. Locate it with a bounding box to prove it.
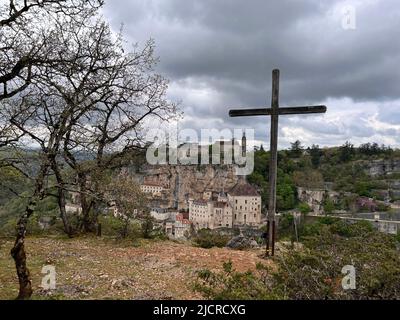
[226,235,255,250]
[250,240,259,248]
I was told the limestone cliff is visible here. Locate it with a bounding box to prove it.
[125,164,240,210]
[363,159,400,177]
[297,187,326,214]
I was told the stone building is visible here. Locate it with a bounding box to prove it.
[227,181,261,227]
[164,212,191,239]
[189,199,214,229]
[140,182,166,197]
[174,213,191,238]
[189,180,261,229]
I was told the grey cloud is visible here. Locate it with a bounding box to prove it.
[103,0,400,148]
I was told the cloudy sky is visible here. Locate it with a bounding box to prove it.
[103,0,400,149]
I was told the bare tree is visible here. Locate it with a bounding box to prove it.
[58,30,178,232]
[0,106,23,147]
[0,1,106,300]
[0,0,103,101]
[3,6,177,299]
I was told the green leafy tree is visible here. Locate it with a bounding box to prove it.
[309,144,322,168]
[339,141,355,162]
[298,202,311,215]
[323,198,335,215]
[141,213,155,239]
[276,171,296,211]
[290,140,303,158]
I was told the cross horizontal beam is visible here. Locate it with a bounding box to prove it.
[229,105,327,117]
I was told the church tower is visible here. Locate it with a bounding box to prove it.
[241,131,247,157]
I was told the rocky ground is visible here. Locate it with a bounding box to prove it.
[0,236,268,300]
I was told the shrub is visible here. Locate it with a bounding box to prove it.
[141,214,155,239]
[276,230,400,300]
[98,215,141,240]
[329,220,374,238]
[277,213,294,240]
[297,202,311,215]
[0,217,18,238]
[376,202,390,212]
[194,222,400,300]
[194,261,276,300]
[193,229,230,249]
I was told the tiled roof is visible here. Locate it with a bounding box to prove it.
[192,200,208,206]
[229,181,260,197]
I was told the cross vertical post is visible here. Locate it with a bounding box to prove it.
[228,69,327,257]
[267,69,280,256]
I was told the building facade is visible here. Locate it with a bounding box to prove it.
[227,182,261,227]
[189,181,261,230]
[164,212,191,239]
[140,183,166,197]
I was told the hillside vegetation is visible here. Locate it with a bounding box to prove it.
[248,141,400,213]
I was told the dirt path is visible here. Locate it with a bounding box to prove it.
[0,237,268,300]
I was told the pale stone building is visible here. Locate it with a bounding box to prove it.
[140,183,166,197]
[227,182,261,227]
[174,213,191,238]
[213,200,233,228]
[189,180,261,229]
[189,199,214,229]
[164,213,191,239]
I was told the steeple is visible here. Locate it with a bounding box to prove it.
[241,131,247,157]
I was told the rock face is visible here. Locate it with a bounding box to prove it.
[226,235,258,250]
[297,187,326,214]
[126,164,240,210]
[364,159,400,177]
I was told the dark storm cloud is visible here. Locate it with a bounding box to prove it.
[103,0,400,148]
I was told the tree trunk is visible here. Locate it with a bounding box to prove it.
[91,199,102,231]
[52,162,73,237]
[77,172,93,233]
[10,203,35,300]
[10,162,49,299]
[122,217,129,238]
[96,223,102,237]
[58,186,73,237]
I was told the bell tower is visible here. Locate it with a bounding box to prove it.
[241,131,247,157]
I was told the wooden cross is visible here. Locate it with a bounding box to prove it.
[229,69,327,257]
